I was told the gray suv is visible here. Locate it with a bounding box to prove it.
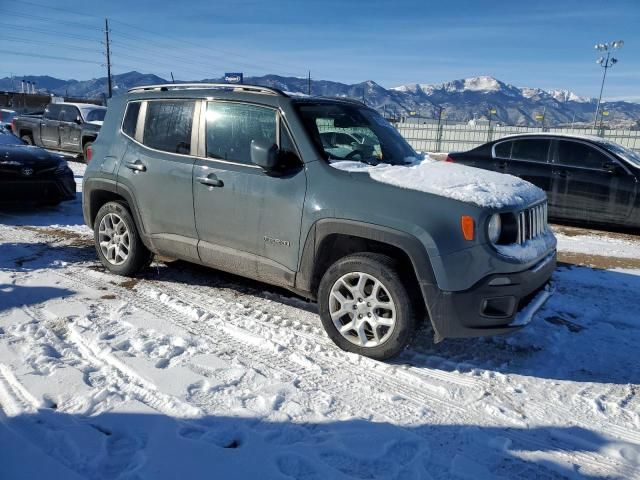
[83,83,557,360]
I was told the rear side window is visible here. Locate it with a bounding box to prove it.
[205,102,276,164]
[122,102,141,139]
[143,100,195,154]
[557,140,610,170]
[44,104,63,120]
[494,141,512,158]
[511,139,550,162]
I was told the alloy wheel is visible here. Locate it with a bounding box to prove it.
[98,213,131,266]
[328,272,396,347]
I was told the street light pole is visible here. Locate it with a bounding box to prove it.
[593,40,623,128]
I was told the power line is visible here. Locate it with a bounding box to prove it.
[3,36,102,55]
[0,49,102,65]
[0,23,102,42]
[12,0,304,76]
[1,10,102,31]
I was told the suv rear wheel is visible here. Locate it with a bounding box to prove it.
[318,253,417,360]
[94,201,152,276]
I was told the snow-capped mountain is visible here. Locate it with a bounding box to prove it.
[1,73,638,127]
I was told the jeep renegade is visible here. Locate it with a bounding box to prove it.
[83,83,556,360]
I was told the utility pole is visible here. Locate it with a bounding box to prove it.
[307,71,311,96]
[170,72,175,84]
[105,18,113,98]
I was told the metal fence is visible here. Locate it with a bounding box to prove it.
[396,120,640,153]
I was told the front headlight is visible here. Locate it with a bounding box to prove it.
[487,213,502,244]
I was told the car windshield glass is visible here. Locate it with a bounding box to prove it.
[295,102,418,165]
[83,108,106,122]
[600,140,640,167]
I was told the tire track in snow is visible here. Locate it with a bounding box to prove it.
[0,364,41,416]
[53,266,637,479]
[6,224,638,478]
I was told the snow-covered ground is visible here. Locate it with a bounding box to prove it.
[0,162,639,479]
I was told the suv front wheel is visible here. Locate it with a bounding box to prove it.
[318,253,417,360]
[94,201,152,276]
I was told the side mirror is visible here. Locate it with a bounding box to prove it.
[250,139,279,171]
[75,115,82,125]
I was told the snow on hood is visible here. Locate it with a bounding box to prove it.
[330,158,546,209]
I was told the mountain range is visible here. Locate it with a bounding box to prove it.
[1,71,639,127]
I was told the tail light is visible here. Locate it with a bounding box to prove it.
[445,155,455,163]
[86,145,93,162]
[11,119,16,132]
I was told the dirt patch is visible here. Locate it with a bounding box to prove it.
[551,224,639,241]
[100,294,117,300]
[119,278,139,290]
[22,226,93,247]
[558,251,640,270]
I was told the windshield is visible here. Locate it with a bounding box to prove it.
[600,140,640,168]
[295,102,417,165]
[83,108,106,122]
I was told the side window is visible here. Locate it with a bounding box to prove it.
[205,102,276,164]
[61,107,79,123]
[122,102,141,139]
[557,141,611,170]
[511,139,550,163]
[494,141,512,159]
[143,100,194,154]
[45,105,62,120]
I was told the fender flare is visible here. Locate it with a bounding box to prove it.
[295,218,439,299]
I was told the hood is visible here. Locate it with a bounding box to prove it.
[0,145,61,176]
[330,158,546,209]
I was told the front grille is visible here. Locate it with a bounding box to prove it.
[516,202,548,244]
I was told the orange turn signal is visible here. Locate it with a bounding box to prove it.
[461,216,474,241]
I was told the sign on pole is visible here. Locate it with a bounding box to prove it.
[224,73,243,84]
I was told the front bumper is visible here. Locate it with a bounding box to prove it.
[0,168,76,203]
[422,250,556,341]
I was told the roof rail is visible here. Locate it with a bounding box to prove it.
[312,96,368,107]
[127,83,288,96]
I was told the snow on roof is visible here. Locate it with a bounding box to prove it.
[59,102,106,109]
[330,157,546,209]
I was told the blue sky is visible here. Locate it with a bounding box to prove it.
[1,0,639,101]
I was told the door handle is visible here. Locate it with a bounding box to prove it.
[197,174,224,187]
[497,161,507,170]
[125,161,146,172]
[555,170,569,178]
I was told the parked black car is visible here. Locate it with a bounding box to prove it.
[0,125,76,205]
[447,133,640,230]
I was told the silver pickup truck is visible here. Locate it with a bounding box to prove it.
[12,102,106,160]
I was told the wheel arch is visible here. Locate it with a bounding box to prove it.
[296,219,438,306]
[84,179,148,243]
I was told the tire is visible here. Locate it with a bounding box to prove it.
[83,142,92,163]
[21,134,34,145]
[93,201,153,276]
[318,253,418,360]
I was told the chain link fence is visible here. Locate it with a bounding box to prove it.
[395,119,640,153]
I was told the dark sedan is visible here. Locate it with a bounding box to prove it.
[0,126,76,205]
[447,133,640,230]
